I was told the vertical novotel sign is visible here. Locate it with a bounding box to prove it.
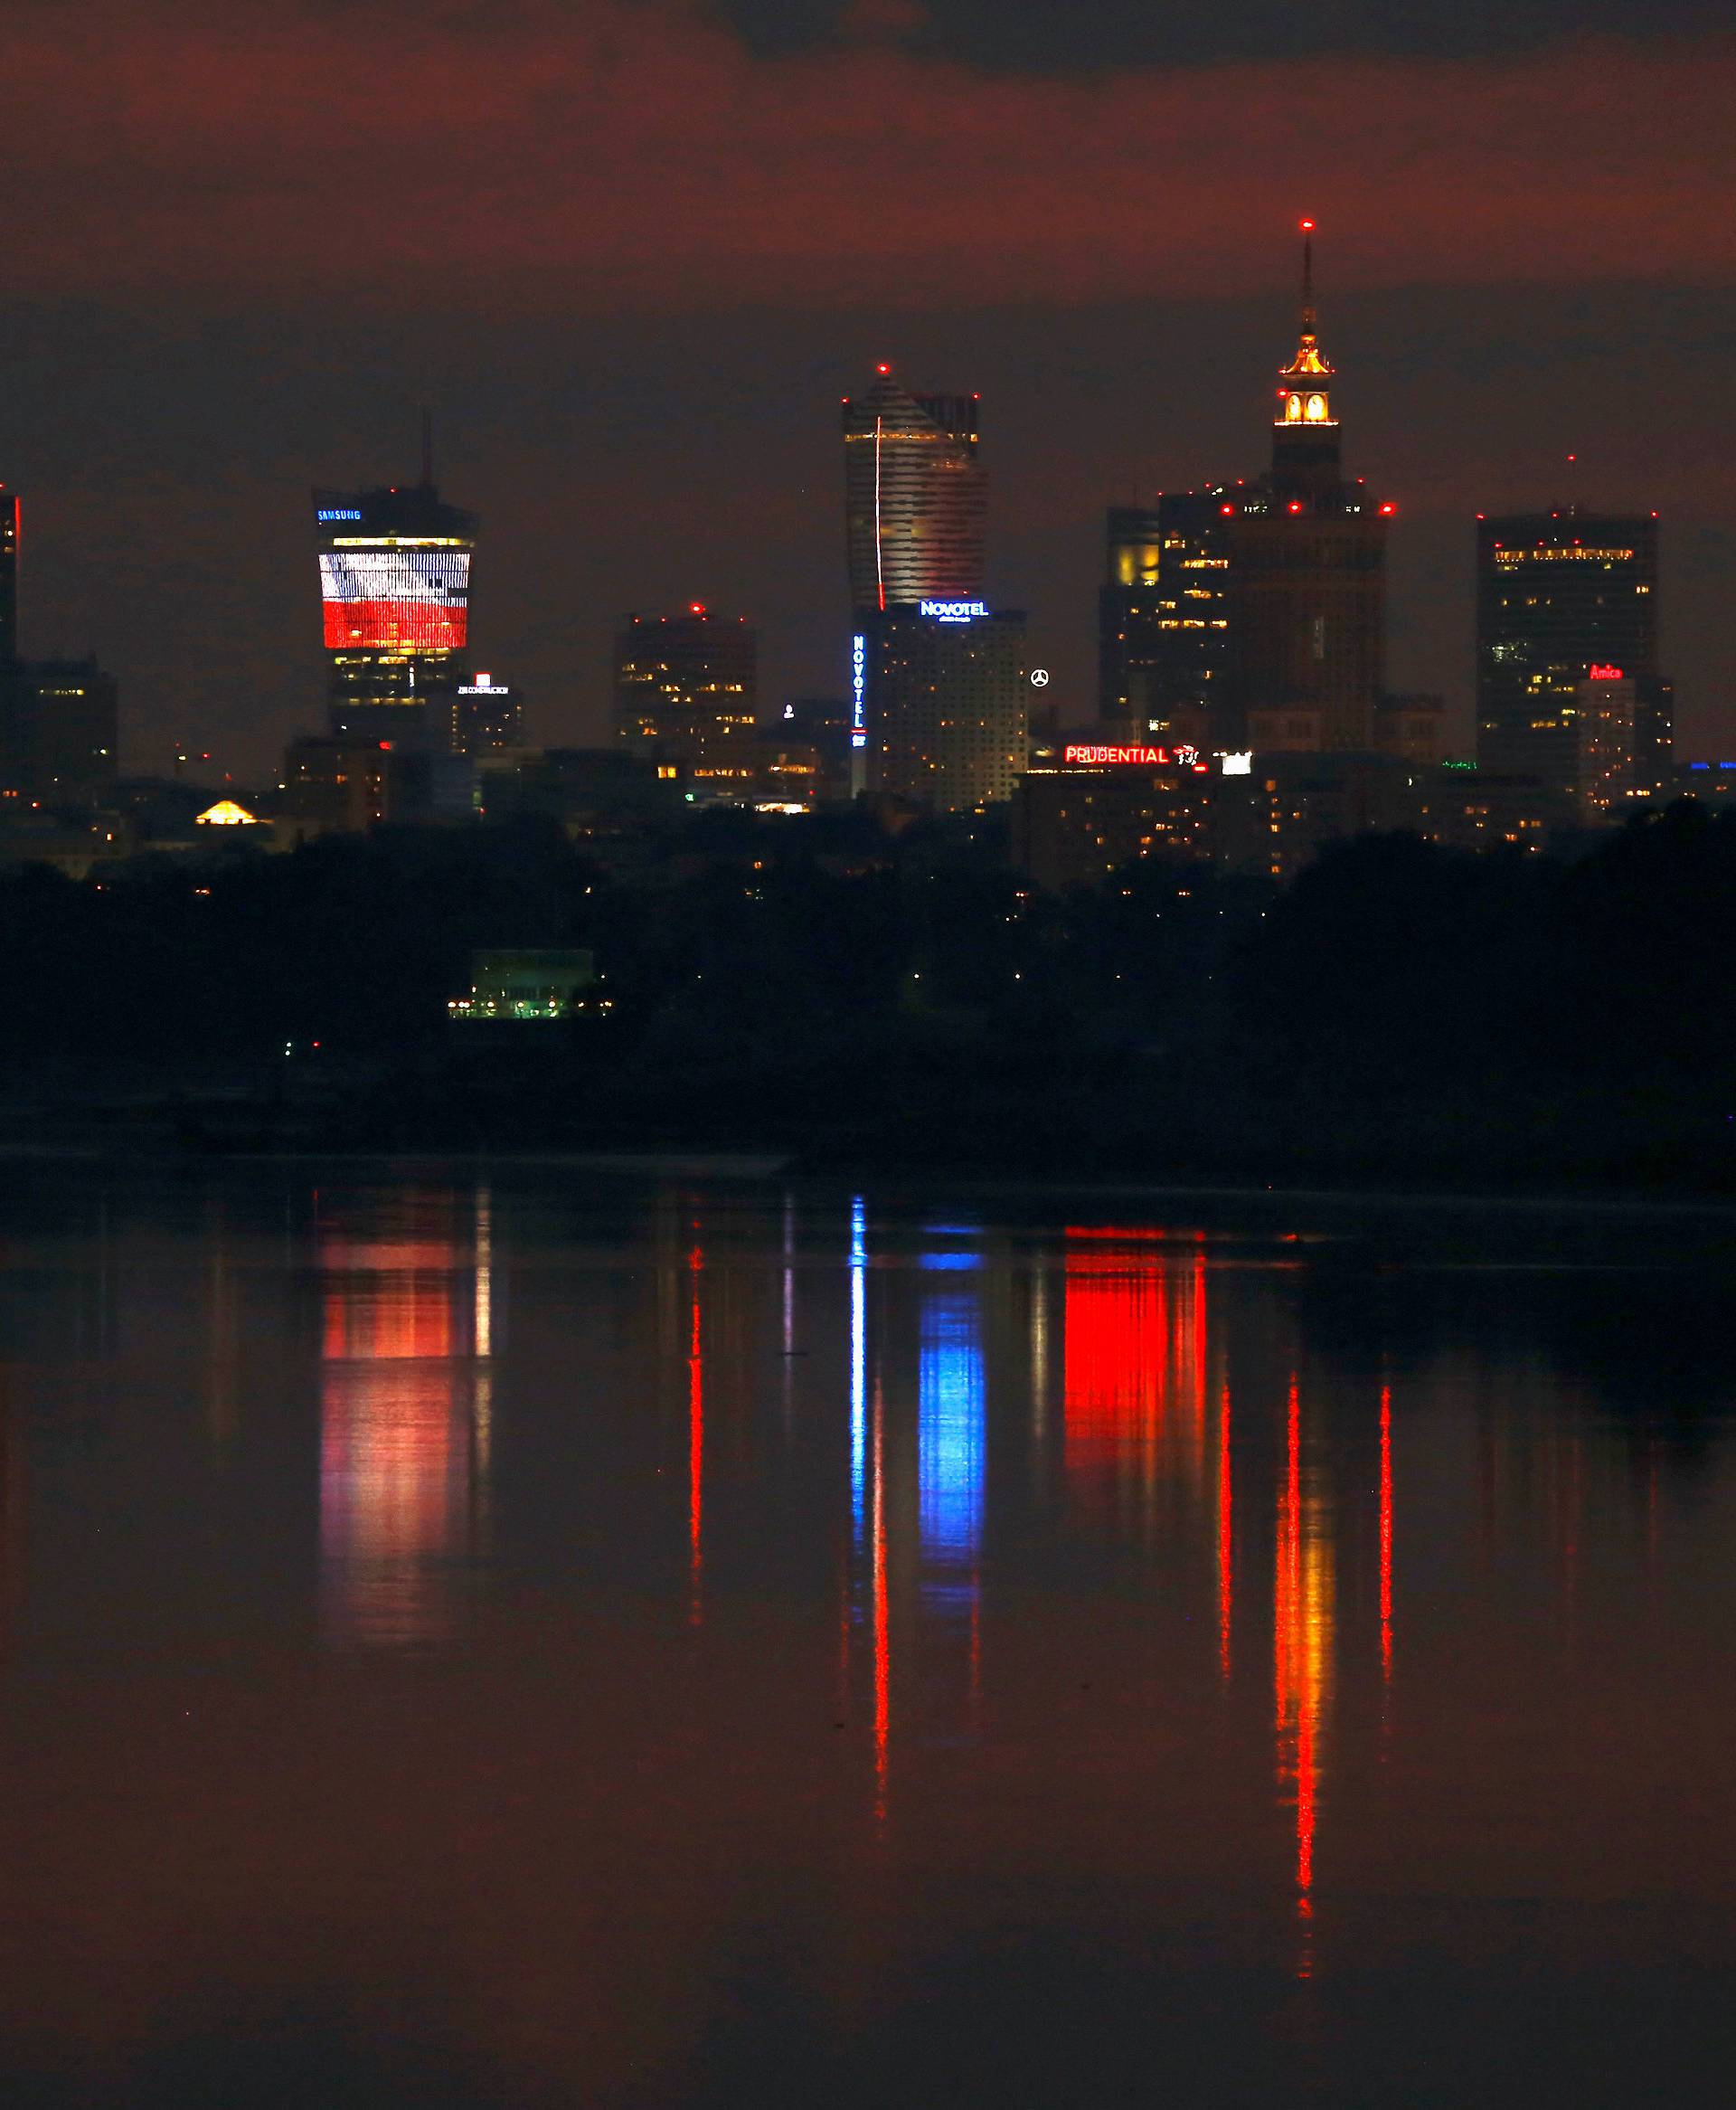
[851,634,867,749]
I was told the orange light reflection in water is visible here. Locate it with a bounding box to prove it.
[319,1230,471,1649]
[1274,1374,1334,1976]
[1218,1382,1233,1682]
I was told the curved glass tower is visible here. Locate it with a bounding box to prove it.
[842,372,986,618]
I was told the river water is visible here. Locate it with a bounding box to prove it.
[1,1162,1733,2105]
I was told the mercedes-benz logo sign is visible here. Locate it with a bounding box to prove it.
[1030,668,1050,686]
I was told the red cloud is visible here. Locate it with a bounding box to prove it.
[0,3,1729,307]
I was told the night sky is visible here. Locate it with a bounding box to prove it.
[2,0,1731,778]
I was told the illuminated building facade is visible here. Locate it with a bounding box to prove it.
[1012,737,1213,890]
[1098,499,1231,746]
[1221,228,1388,752]
[1476,509,1661,792]
[613,606,758,801]
[314,481,477,744]
[1097,506,1162,726]
[866,602,1027,811]
[1574,671,1674,812]
[448,671,524,756]
[843,371,986,618]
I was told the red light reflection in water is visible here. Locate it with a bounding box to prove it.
[1274,1375,1333,1976]
[873,1378,889,1826]
[1061,1235,1208,1527]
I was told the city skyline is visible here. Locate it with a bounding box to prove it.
[0,11,1731,778]
[5,279,1726,786]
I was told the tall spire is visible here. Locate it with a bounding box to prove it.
[1281,218,1332,383]
[1300,218,1316,335]
[1273,218,1341,494]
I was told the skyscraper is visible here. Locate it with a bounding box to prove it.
[314,478,477,743]
[0,488,18,667]
[866,601,1028,812]
[614,604,758,800]
[1217,226,1388,752]
[842,370,986,617]
[1097,506,1162,727]
[1476,509,1661,791]
[448,672,524,756]
[1099,494,1236,743]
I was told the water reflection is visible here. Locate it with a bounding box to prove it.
[8,1171,1736,2104]
[1061,1232,1210,1533]
[317,1187,494,1646]
[918,1257,985,1610]
[1274,1377,1334,1971]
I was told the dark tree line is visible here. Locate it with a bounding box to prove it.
[5,801,1736,1185]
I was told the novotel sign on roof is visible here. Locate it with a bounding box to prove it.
[920,599,989,622]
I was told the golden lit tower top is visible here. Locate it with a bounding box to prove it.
[1272,220,1343,497]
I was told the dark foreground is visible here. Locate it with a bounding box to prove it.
[11,805,1736,1190]
[0,1160,1732,2106]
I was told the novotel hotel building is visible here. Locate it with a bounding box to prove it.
[314,481,478,743]
[865,600,1028,812]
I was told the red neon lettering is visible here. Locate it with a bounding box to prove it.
[1587,664,1625,681]
[1062,744,1173,766]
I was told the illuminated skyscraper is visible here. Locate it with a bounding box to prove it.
[1221,225,1389,752]
[448,671,524,756]
[842,370,986,618]
[1098,506,1162,727]
[1098,496,1232,744]
[314,478,477,743]
[867,601,1027,811]
[1476,509,1661,792]
[614,604,758,800]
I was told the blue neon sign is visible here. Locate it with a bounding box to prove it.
[851,632,867,748]
[920,599,989,623]
[317,508,363,522]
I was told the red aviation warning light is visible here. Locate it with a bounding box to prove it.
[1300,217,1316,232]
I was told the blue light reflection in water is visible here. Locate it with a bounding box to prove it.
[919,1245,986,1608]
[849,1197,867,1549]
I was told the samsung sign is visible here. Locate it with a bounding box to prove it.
[920,599,989,623]
[317,508,363,522]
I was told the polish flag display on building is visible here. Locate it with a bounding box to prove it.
[319,552,471,650]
